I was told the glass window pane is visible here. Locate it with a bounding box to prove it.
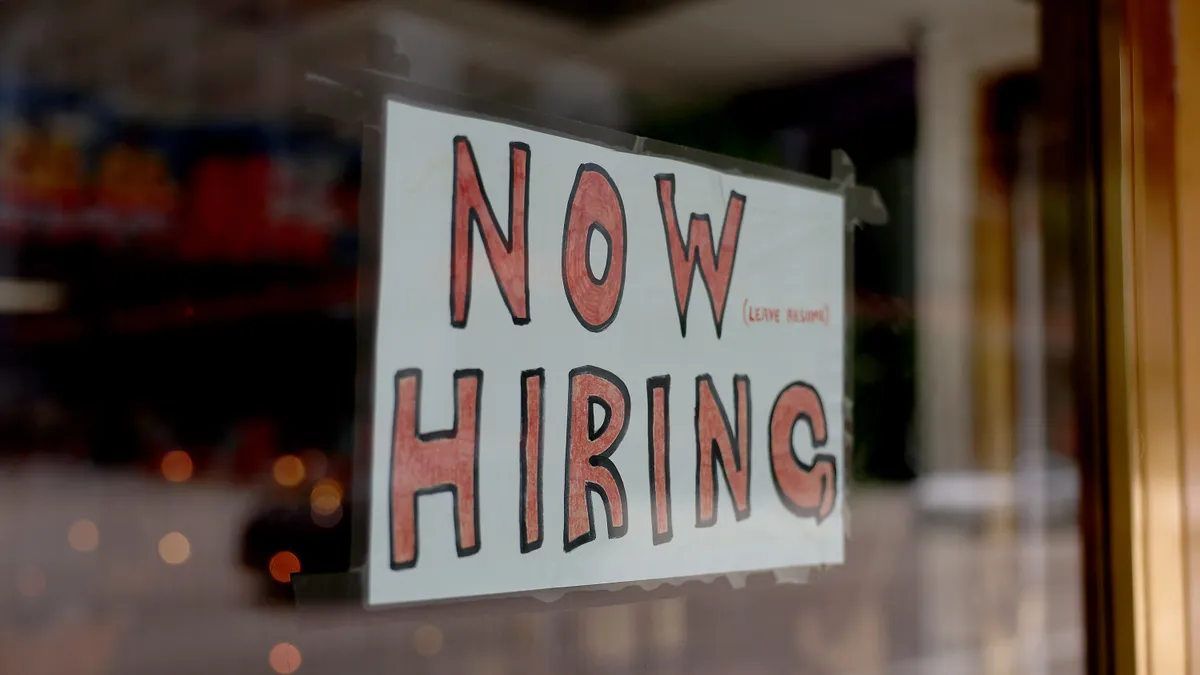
[0,2,1085,674]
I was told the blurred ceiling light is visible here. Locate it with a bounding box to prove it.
[310,478,342,516]
[273,455,306,487]
[0,278,64,314]
[269,643,302,675]
[413,625,444,657]
[160,450,194,483]
[68,519,100,552]
[269,551,302,584]
[158,532,190,565]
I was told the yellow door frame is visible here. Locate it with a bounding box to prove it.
[1070,0,1194,672]
[1179,0,1200,669]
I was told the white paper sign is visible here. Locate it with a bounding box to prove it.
[367,99,846,607]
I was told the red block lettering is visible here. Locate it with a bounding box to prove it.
[564,366,631,551]
[391,369,482,569]
[562,164,627,332]
[655,175,747,338]
[647,375,673,544]
[768,382,837,523]
[520,368,545,553]
[450,137,531,328]
[695,375,752,526]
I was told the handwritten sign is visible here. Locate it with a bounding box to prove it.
[366,100,846,607]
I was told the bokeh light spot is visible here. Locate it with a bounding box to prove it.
[269,551,302,583]
[159,532,191,565]
[413,624,444,657]
[161,450,194,483]
[269,643,302,674]
[310,478,342,515]
[273,455,306,487]
[68,519,99,552]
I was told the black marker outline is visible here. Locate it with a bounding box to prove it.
[450,137,532,328]
[654,174,747,339]
[563,365,631,552]
[647,375,674,545]
[561,163,627,333]
[389,368,483,571]
[693,374,752,528]
[768,380,838,524]
[585,221,613,286]
[519,368,545,553]
[588,396,613,442]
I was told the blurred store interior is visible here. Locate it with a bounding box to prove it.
[0,1,1083,674]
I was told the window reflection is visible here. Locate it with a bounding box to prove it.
[0,1,1080,674]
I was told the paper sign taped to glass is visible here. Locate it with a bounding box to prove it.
[366,98,875,608]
